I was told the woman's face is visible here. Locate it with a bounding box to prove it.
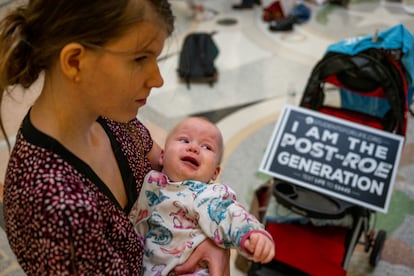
[80,21,168,122]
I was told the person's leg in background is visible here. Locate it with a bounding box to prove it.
[186,0,203,19]
[187,0,216,21]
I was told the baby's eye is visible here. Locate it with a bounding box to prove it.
[201,145,212,151]
[179,139,189,144]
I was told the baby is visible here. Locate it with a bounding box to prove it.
[129,117,275,275]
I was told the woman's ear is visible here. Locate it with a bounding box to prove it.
[59,42,85,82]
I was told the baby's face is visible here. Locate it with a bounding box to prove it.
[160,118,222,183]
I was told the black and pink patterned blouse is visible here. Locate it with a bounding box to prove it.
[4,113,153,275]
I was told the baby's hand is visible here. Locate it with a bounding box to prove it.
[243,232,275,263]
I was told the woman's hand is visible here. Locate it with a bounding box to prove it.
[173,239,230,276]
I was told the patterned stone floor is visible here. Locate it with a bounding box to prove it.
[0,0,414,275]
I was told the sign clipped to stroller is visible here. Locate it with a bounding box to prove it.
[260,105,404,213]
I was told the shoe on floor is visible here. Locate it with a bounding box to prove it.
[232,3,254,9]
[269,16,295,31]
[290,3,311,24]
[232,0,261,9]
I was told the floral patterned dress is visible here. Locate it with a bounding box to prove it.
[4,113,152,275]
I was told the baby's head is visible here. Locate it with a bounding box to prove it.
[160,117,223,183]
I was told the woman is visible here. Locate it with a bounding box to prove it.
[0,0,229,274]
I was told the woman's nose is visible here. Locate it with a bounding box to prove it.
[147,61,164,88]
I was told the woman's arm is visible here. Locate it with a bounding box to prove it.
[147,139,163,171]
[127,119,163,171]
[173,239,230,276]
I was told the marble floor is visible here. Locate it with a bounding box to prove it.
[1,0,414,275]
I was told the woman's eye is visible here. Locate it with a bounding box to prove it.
[135,56,147,63]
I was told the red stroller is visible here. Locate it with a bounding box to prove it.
[247,24,414,276]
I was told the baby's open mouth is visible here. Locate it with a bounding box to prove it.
[182,156,199,167]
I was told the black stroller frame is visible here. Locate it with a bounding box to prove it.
[272,179,386,269]
[247,27,411,275]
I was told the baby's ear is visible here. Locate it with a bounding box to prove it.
[211,165,221,181]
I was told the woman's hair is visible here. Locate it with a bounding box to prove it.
[0,0,175,148]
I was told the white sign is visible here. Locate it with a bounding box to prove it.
[260,105,404,213]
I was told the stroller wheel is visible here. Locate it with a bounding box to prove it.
[369,230,386,267]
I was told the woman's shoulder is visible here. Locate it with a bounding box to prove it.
[99,117,152,151]
[99,117,148,136]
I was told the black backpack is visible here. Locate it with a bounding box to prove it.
[177,32,219,89]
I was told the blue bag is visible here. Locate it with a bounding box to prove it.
[326,24,414,118]
[301,24,414,135]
